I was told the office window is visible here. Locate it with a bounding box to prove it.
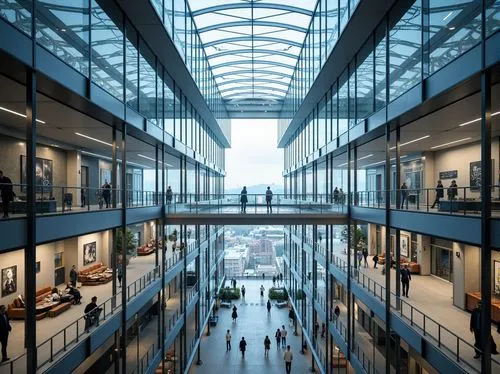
[357,38,374,122]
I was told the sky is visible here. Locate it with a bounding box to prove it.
[224,119,284,190]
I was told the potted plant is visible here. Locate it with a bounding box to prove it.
[268,287,288,301]
[115,228,137,265]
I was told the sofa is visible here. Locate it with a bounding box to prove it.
[78,263,113,285]
[7,286,60,320]
[137,244,155,256]
[376,255,420,274]
[466,291,500,323]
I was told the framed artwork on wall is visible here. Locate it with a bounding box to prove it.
[400,235,409,258]
[35,261,41,273]
[83,241,97,266]
[2,265,17,297]
[21,155,53,193]
[470,160,495,192]
[495,261,500,295]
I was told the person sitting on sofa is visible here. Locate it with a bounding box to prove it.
[51,288,61,302]
[65,283,82,304]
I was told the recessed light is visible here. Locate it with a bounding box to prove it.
[75,132,114,147]
[390,135,430,150]
[430,137,471,149]
[0,106,45,124]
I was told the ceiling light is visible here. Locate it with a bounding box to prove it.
[448,26,456,30]
[138,153,173,167]
[75,132,114,147]
[0,106,46,124]
[458,111,500,127]
[443,11,453,21]
[358,154,373,161]
[81,151,148,169]
[362,155,407,169]
[430,137,472,149]
[390,135,430,150]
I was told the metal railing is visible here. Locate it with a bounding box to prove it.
[165,193,347,215]
[0,267,161,373]
[130,343,159,374]
[354,185,500,216]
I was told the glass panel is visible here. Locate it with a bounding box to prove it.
[357,38,374,123]
[375,23,387,111]
[0,0,32,36]
[36,0,90,77]
[487,0,500,36]
[338,71,348,136]
[125,21,138,110]
[139,41,157,124]
[164,73,174,136]
[90,1,124,100]
[428,0,481,75]
[389,0,422,102]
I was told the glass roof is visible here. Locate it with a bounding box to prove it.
[188,0,316,112]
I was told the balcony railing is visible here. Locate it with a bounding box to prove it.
[166,193,347,215]
[354,185,500,216]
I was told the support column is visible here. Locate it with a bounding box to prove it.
[25,67,37,374]
[384,123,391,374]
[120,123,128,372]
[346,143,352,361]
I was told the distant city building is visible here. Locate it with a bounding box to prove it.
[256,264,277,277]
[249,238,276,266]
[224,251,246,277]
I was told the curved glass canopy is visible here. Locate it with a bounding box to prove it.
[188,0,316,114]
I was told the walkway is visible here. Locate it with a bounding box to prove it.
[189,280,313,374]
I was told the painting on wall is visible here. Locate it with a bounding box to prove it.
[21,156,53,193]
[470,160,495,192]
[35,261,41,273]
[54,252,63,268]
[83,241,97,266]
[400,235,409,258]
[495,261,500,295]
[1,265,17,297]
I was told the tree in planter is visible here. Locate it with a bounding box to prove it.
[340,225,367,253]
[115,228,137,265]
[168,229,178,246]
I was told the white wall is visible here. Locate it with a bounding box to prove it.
[431,139,500,196]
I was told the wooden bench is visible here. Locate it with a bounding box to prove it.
[47,302,72,318]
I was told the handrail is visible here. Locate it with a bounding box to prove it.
[312,237,500,373]
[0,267,161,372]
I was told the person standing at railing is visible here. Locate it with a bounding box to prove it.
[339,188,344,204]
[0,170,13,219]
[430,180,444,209]
[266,186,273,213]
[240,186,248,213]
[84,296,102,332]
[0,305,12,362]
[400,182,408,209]
[470,300,499,359]
[333,187,339,204]
[447,180,458,200]
[166,186,173,204]
[101,179,111,208]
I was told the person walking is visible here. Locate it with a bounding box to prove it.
[0,305,12,362]
[239,337,247,358]
[400,182,408,209]
[362,248,369,268]
[260,285,265,298]
[265,186,273,213]
[430,180,444,209]
[401,264,411,297]
[240,186,248,213]
[241,285,246,299]
[225,329,232,352]
[281,325,287,348]
[166,186,173,204]
[101,179,111,208]
[70,265,78,287]
[373,254,379,269]
[470,301,499,358]
[288,308,295,327]
[117,261,123,287]
[447,180,458,200]
[0,171,13,219]
[266,299,272,315]
[333,187,339,204]
[232,305,238,322]
[356,250,363,268]
[272,275,276,287]
[275,328,282,350]
[264,335,271,357]
[283,345,293,374]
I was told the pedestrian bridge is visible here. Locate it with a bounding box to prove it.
[165,194,348,225]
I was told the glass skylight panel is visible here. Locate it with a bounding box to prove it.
[187,0,316,109]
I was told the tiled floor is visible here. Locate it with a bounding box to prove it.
[189,280,314,374]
